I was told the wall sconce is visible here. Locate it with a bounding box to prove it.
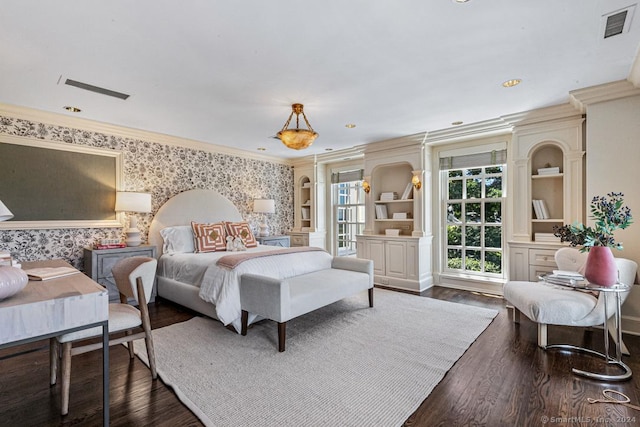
[253,199,275,237]
[362,180,371,194]
[411,175,422,191]
[115,191,152,246]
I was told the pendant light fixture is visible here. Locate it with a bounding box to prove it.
[276,103,318,150]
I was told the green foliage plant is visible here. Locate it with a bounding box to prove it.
[553,192,633,252]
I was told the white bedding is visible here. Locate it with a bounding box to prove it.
[158,246,333,332]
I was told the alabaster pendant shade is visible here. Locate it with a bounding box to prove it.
[276,103,318,150]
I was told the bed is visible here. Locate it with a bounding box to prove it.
[148,189,333,332]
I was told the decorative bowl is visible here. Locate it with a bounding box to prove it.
[0,266,28,300]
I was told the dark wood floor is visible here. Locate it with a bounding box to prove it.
[2,287,640,426]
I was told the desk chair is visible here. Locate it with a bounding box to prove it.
[50,256,158,415]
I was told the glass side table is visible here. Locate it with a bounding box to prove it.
[541,275,631,381]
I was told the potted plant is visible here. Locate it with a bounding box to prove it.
[553,192,633,286]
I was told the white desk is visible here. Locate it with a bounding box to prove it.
[0,260,109,424]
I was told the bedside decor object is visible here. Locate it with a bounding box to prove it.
[253,199,275,237]
[0,199,13,221]
[554,192,633,286]
[0,265,28,300]
[115,191,152,247]
[276,103,318,150]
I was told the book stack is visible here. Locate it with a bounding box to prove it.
[392,212,409,219]
[379,192,398,201]
[23,266,81,281]
[0,251,12,267]
[532,199,550,219]
[95,242,126,249]
[537,166,560,175]
[534,232,559,243]
[540,270,586,288]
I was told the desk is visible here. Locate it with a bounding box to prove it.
[0,260,109,424]
[545,282,631,381]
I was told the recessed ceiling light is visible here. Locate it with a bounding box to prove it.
[345,124,356,129]
[453,0,470,3]
[63,106,81,113]
[451,121,463,126]
[257,147,266,151]
[502,79,522,88]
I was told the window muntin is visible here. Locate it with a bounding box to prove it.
[444,165,504,276]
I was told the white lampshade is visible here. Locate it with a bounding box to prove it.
[0,200,14,222]
[115,192,152,213]
[253,199,275,214]
[115,192,151,247]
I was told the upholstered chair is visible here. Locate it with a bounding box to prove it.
[50,256,158,415]
[504,247,637,349]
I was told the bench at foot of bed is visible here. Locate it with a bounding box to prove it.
[239,257,374,352]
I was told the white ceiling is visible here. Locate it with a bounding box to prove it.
[1,1,639,159]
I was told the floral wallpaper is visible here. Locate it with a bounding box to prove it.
[0,115,294,269]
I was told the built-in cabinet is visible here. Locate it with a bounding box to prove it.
[356,136,432,292]
[507,112,585,281]
[290,161,326,248]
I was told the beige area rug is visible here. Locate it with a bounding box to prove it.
[134,289,497,427]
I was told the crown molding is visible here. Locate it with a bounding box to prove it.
[501,103,583,128]
[289,146,365,168]
[0,102,291,165]
[424,118,512,146]
[569,80,640,112]
[358,132,427,154]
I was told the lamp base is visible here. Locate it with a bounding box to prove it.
[258,223,270,237]
[124,227,142,247]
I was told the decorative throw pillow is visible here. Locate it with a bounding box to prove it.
[191,222,227,253]
[225,221,258,248]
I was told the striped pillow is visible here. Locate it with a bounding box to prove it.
[225,221,258,248]
[191,222,227,253]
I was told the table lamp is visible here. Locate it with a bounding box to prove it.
[253,199,275,237]
[115,192,151,246]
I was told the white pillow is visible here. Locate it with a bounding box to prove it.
[160,226,195,254]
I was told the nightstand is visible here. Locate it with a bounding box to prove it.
[256,235,290,247]
[84,245,157,302]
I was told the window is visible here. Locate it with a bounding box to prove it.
[331,170,365,256]
[444,164,505,277]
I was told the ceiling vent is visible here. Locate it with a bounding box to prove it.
[602,5,636,39]
[64,79,130,100]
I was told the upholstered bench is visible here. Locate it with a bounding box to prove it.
[239,257,374,351]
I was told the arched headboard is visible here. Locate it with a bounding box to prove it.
[148,189,242,256]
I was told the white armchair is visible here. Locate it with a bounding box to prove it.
[504,247,637,350]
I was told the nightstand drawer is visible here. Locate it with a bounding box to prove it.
[97,250,154,278]
[84,245,156,302]
[256,236,290,247]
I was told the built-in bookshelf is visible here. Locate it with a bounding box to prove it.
[371,164,414,236]
[507,113,585,281]
[530,145,564,240]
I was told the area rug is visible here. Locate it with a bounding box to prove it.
[133,289,498,427]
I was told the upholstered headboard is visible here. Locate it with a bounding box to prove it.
[148,189,242,257]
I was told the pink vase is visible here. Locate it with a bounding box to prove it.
[584,246,618,287]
